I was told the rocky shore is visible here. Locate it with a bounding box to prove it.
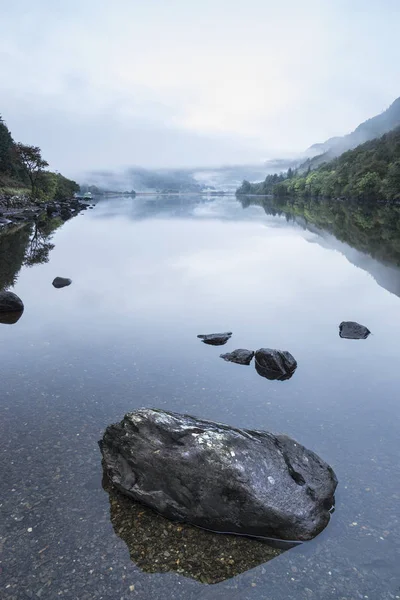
[0,193,88,231]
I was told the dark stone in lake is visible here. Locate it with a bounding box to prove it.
[197,332,232,345]
[0,291,24,314]
[255,348,297,381]
[0,311,24,325]
[52,277,72,289]
[99,408,337,542]
[339,321,371,339]
[220,349,254,365]
[102,470,284,584]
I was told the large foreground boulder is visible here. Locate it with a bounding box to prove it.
[197,332,232,346]
[339,321,370,339]
[0,291,24,314]
[254,348,297,381]
[100,409,337,542]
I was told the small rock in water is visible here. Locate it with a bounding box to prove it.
[0,291,24,314]
[52,277,72,289]
[220,349,254,365]
[339,321,370,339]
[197,332,232,346]
[99,408,337,542]
[254,348,297,381]
[0,311,24,325]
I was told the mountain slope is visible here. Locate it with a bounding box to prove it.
[237,126,400,201]
[302,96,400,171]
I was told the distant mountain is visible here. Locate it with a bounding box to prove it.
[81,162,297,194]
[302,96,400,171]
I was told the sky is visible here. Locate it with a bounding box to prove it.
[1,0,400,176]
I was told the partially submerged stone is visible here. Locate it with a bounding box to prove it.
[254,348,297,381]
[52,277,72,289]
[339,321,370,340]
[197,332,232,346]
[100,408,337,542]
[103,472,284,584]
[0,311,24,325]
[0,291,24,314]
[220,349,254,365]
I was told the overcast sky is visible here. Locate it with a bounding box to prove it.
[1,0,399,176]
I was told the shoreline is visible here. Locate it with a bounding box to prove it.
[0,195,89,233]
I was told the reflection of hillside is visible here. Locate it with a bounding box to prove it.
[0,216,65,291]
[240,197,400,298]
[0,225,32,290]
[102,473,283,585]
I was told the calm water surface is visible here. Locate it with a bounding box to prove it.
[0,195,399,599]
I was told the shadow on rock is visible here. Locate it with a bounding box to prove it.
[102,471,284,584]
[254,348,297,381]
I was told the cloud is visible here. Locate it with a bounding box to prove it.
[1,0,399,172]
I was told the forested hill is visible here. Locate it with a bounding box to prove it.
[0,115,79,201]
[302,96,400,171]
[237,126,400,202]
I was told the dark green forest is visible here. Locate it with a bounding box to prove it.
[237,127,400,202]
[0,115,79,201]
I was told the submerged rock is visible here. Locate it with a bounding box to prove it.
[197,332,232,346]
[254,348,297,381]
[220,349,254,365]
[339,321,370,340]
[103,471,284,584]
[0,291,24,314]
[100,408,337,542]
[0,311,24,325]
[52,277,72,289]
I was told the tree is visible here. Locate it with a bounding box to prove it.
[0,116,16,181]
[14,143,49,197]
[382,162,400,201]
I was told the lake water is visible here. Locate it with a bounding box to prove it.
[1,195,399,600]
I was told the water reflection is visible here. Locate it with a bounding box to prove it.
[102,472,284,584]
[239,196,400,298]
[0,216,66,291]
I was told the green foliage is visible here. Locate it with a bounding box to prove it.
[0,114,79,201]
[0,116,15,179]
[53,173,80,201]
[237,127,400,202]
[15,143,49,196]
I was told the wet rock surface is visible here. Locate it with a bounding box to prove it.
[220,349,254,365]
[100,408,337,542]
[103,470,283,584]
[339,321,371,339]
[52,277,72,289]
[0,290,24,313]
[197,332,232,345]
[254,348,297,381]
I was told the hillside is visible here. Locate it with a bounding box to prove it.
[237,126,400,201]
[0,115,79,201]
[301,96,400,172]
